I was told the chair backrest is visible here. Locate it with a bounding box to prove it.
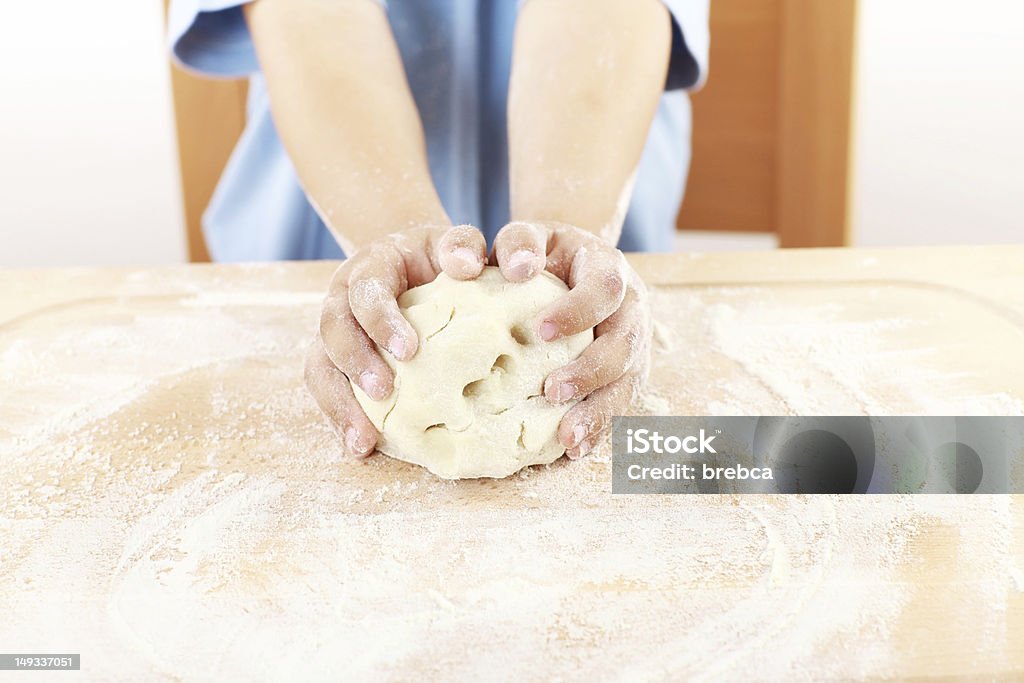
[166,0,858,261]
[165,57,247,261]
[678,0,858,247]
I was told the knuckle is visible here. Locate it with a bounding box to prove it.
[348,278,391,316]
[364,240,397,261]
[331,261,353,289]
[621,325,643,349]
[498,222,543,248]
[499,221,528,237]
[595,342,631,380]
[506,223,532,241]
[355,244,405,284]
[442,225,482,249]
[601,270,626,298]
[319,297,347,335]
[619,373,643,405]
[304,354,330,396]
[617,330,643,371]
[629,269,649,297]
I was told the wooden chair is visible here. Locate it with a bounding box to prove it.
[166,0,858,261]
[678,0,858,247]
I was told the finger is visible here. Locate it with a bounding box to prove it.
[304,339,379,457]
[391,225,445,287]
[320,291,394,401]
[347,244,418,361]
[493,221,548,282]
[437,225,486,280]
[537,247,627,341]
[559,372,640,460]
[543,292,645,403]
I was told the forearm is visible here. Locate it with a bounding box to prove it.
[245,0,448,252]
[508,0,672,244]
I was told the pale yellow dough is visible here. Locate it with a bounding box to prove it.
[351,266,592,479]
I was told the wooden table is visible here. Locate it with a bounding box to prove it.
[1,247,1022,680]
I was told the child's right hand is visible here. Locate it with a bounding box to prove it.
[305,224,488,458]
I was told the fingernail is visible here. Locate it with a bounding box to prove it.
[567,438,592,460]
[552,382,575,403]
[572,425,587,447]
[359,370,388,400]
[539,321,559,341]
[389,335,407,359]
[344,427,360,455]
[506,249,538,280]
[452,247,482,269]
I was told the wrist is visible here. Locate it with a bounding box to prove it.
[510,169,635,247]
[507,209,622,247]
[321,191,451,254]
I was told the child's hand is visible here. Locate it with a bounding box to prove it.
[492,221,652,459]
[305,224,488,457]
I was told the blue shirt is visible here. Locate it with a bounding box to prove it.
[169,0,708,260]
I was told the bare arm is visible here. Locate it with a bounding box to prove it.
[494,0,673,460]
[251,0,490,457]
[244,0,450,252]
[508,0,672,243]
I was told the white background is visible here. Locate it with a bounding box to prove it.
[0,0,1021,266]
[0,0,185,267]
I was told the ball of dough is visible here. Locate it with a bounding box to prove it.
[351,267,592,479]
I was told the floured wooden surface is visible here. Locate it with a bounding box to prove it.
[1,248,1022,680]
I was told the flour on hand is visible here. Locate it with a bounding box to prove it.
[351,267,592,479]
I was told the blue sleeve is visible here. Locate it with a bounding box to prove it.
[167,0,257,77]
[661,0,709,91]
[515,0,709,92]
[167,0,387,78]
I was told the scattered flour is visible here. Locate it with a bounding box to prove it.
[0,271,1021,680]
